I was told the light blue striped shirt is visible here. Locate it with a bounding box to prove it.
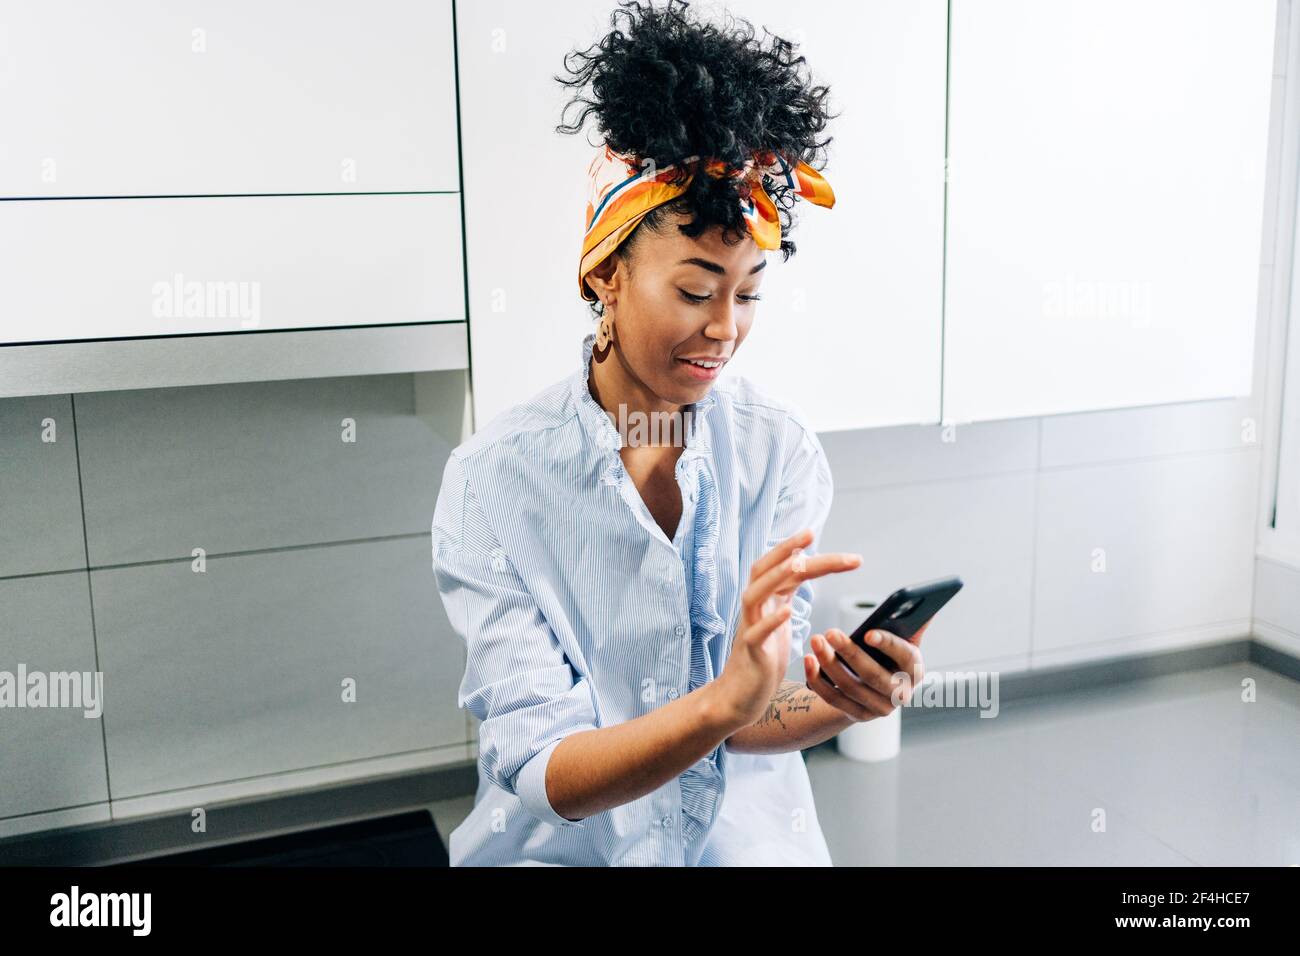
[431,331,836,866]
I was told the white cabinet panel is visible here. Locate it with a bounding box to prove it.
[458,0,946,433]
[709,0,948,432]
[454,0,605,429]
[0,0,459,196]
[943,0,1277,423]
[0,194,464,343]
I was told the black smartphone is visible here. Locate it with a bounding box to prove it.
[822,576,963,684]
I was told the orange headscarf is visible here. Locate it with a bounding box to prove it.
[578,145,835,301]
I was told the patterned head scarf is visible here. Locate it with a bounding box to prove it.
[578,145,835,302]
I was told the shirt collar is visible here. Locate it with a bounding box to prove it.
[571,331,716,469]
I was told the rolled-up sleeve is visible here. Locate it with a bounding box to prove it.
[764,413,835,671]
[431,452,600,829]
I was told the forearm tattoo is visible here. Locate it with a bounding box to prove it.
[754,680,817,730]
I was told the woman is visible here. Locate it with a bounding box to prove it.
[431,0,925,866]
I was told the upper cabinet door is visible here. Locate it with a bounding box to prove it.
[710,0,948,432]
[0,194,465,344]
[942,0,1278,423]
[458,0,947,433]
[0,0,459,196]
[454,0,608,429]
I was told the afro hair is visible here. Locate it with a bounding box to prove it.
[555,0,837,315]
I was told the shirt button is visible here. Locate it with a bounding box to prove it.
[661,815,674,828]
[667,687,679,700]
[674,624,686,637]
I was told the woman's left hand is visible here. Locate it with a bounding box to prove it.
[803,621,928,721]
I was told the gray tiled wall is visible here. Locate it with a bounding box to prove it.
[0,572,107,819]
[0,370,470,828]
[0,395,86,577]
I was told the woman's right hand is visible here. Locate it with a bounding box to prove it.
[713,529,862,728]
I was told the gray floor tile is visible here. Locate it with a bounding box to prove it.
[813,663,1297,865]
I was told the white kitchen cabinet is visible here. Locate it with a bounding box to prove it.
[457,0,948,433]
[704,0,949,432]
[0,193,465,344]
[0,0,459,196]
[942,0,1277,423]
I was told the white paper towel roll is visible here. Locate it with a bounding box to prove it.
[833,593,902,762]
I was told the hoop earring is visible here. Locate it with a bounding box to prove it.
[593,315,614,363]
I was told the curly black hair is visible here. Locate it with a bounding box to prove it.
[555,0,837,315]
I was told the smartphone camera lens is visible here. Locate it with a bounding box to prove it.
[890,599,917,619]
